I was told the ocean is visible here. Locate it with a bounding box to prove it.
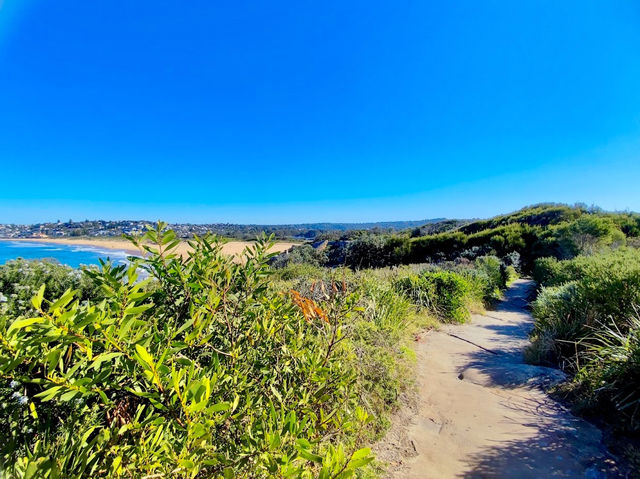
[0,240,134,269]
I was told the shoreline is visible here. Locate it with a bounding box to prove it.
[1,237,296,259]
[4,237,143,255]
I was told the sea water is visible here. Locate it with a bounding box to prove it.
[0,240,134,269]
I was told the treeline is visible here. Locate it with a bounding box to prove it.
[274,204,640,272]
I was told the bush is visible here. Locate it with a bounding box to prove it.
[554,215,626,257]
[527,282,589,366]
[0,259,101,317]
[269,244,327,269]
[269,265,435,445]
[503,251,521,272]
[393,274,435,311]
[528,247,640,439]
[341,235,410,270]
[426,271,471,323]
[0,226,374,478]
[457,268,496,309]
[566,248,640,323]
[345,234,389,269]
[577,313,640,431]
[395,270,471,323]
[474,255,507,293]
[348,275,423,434]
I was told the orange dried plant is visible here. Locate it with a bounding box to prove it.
[289,290,329,323]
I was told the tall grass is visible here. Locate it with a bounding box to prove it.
[528,247,640,434]
[577,313,640,430]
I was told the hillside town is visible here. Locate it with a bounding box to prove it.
[0,219,434,240]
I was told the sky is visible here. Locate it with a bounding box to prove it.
[0,1,639,224]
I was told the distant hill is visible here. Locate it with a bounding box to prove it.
[275,218,444,232]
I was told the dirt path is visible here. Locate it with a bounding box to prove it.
[377,279,625,478]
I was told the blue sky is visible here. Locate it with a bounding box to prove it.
[0,1,639,224]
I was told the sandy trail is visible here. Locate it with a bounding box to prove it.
[378,279,624,478]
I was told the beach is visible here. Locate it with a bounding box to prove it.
[9,237,297,259]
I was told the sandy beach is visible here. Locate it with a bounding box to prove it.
[9,237,297,259]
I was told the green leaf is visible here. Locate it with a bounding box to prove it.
[31,284,45,310]
[210,402,231,413]
[296,438,312,449]
[60,390,80,402]
[347,447,374,469]
[34,386,62,401]
[178,459,194,470]
[8,317,43,333]
[90,352,123,370]
[350,447,371,461]
[124,305,152,316]
[298,448,323,464]
[135,344,154,368]
[49,289,76,310]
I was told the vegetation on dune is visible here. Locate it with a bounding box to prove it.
[528,247,640,433]
[0,259,102,318]
[1,227,377,478]
[275,203,639,274]
[2,202,640,476]
[0,219,516,478]
[271,203,640,461]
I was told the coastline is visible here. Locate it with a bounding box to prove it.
[5,237,143,256]
[3,237,296,259]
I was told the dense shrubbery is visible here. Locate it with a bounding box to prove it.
[3,203,638,475]
[271,264,435,441]
[0,224,516,478]
[0,259,101,318]
[418,271,471,323]
[269,244,327,269]
[393,256,509,323]
[528,248,640,431]
[274,204,639,275]
[0,227,377,478]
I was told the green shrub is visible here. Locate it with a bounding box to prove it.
[0,259,101,317]
[393,274,435,311]
[426,271,471,323]
[505,265,518,284]
[577,313,640,431]
[345,234,389,269]
[272,266,435,446]
[553,215,626,257]
[270,262,327,282]
[532,257,562,286]
[0,226,374,478]
[566,248,640,323]
[457,269,494,310]
[474,255,506,293]
[528,282,589,366]
[395,271,470,323]
[347,275,424,436]
[270,244,327,269]
[529,247,640,440]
